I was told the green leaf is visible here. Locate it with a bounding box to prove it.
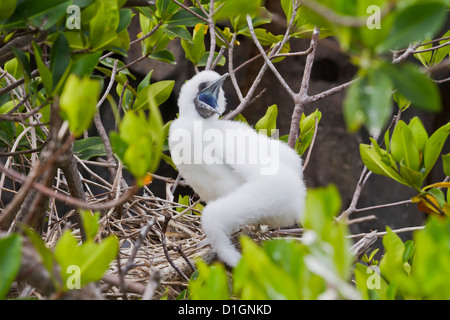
[70,52,102,78]
[4,57,22,79]
[0,0,17,20]
[134,80,175,111]
[149,50,177,65]
[390,121,420,172]
[343,68,393,136]
[166,7,207,27]
[393,91,411,112]
[302,185,342,237]
[381,62,441,113]
[89,0,120,50]
[180,24,206,65]
[59,75,101,137]
[79,210,100,242]
[73,137,106,160]
[2,0,69,28]
[32,42,53,94]
[377,2,447,52]
[11,47,31,84]
[50,33,71,92]
[0,234,22,300]
[407,117,428,153]
[54,231,118,290]
[255,104,278,137]
[399,163,424,190]
[443,153,450,177]
[189,259,229,300]
[423,122,450,178]
[214,0,260,21]
[379,227,407,282]
[198,51,226,67]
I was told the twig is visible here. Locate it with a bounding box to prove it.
[122,218,156,275]
[348,226,425,239]
[302,116,318,169]
[350,230,377,262]
[142,269,161,300]
[173,244,196,272]
[0,161,138,211]
[354,199,412,214]
[94,59,118,182]
[287,26,320,148]
[205,0,217,71]
[161,214,190,282]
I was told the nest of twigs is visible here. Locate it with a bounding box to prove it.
[43,183,282,300]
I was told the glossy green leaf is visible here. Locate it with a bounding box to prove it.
[255,104,278,137]
[214,0,260,21]
[79,210,100,242]
[149,50,177,65]
[423,122,450,178]
[360,144,407,186]
[181,24,206,65]
[134,80,175,111]
[73,137,106,160]
[166,7,207,27]
[50,33,71,91]
[0,0,17,20]
[89,0,120,50]
[32,42,53,94]
[443,153,450,177]
[390,121,420,172]
[378,2,447,52]
[0,234,22,300]
[407,117,428,153]
[343,68,392,136]
[54,231,118,290]
[60,75,101,137]
[189,259,229,300]
[381,62,441,113]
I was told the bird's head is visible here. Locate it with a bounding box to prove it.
[178,71,228,119]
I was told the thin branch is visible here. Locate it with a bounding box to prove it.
[160,214,190,281]
[246,14,296,100]
[302,116,318,169]
[0,161,138,211]
[287,26,320,148]
[94,59,118,182]
[205,0,217,71]
[354,199,412,214]
[413,40,450,54]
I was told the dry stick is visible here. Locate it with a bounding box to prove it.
[413,40,450,54]
[205,0,217,71]
[121,217,156,275]
[173,244,196,272]
[161,214,190,282]
[94,59,118,182]
[302,116,318,169]
[0,161,139,211]
[349,226,425,239]
[142,269,161,300]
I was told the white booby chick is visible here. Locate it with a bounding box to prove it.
[169,70,306,267]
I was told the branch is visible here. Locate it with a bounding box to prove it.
[94,59,118,182]
[0,161,138,211]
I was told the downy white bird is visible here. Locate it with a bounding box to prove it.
[169,70,306,267]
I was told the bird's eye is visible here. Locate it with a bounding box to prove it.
[198,82,208,91]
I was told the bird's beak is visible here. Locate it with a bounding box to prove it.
[195,73,229,118]
[202,73,229,97]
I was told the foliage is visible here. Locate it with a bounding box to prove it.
[24,210,118,292]
[0,0,449,300]
[189,185,359,300]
